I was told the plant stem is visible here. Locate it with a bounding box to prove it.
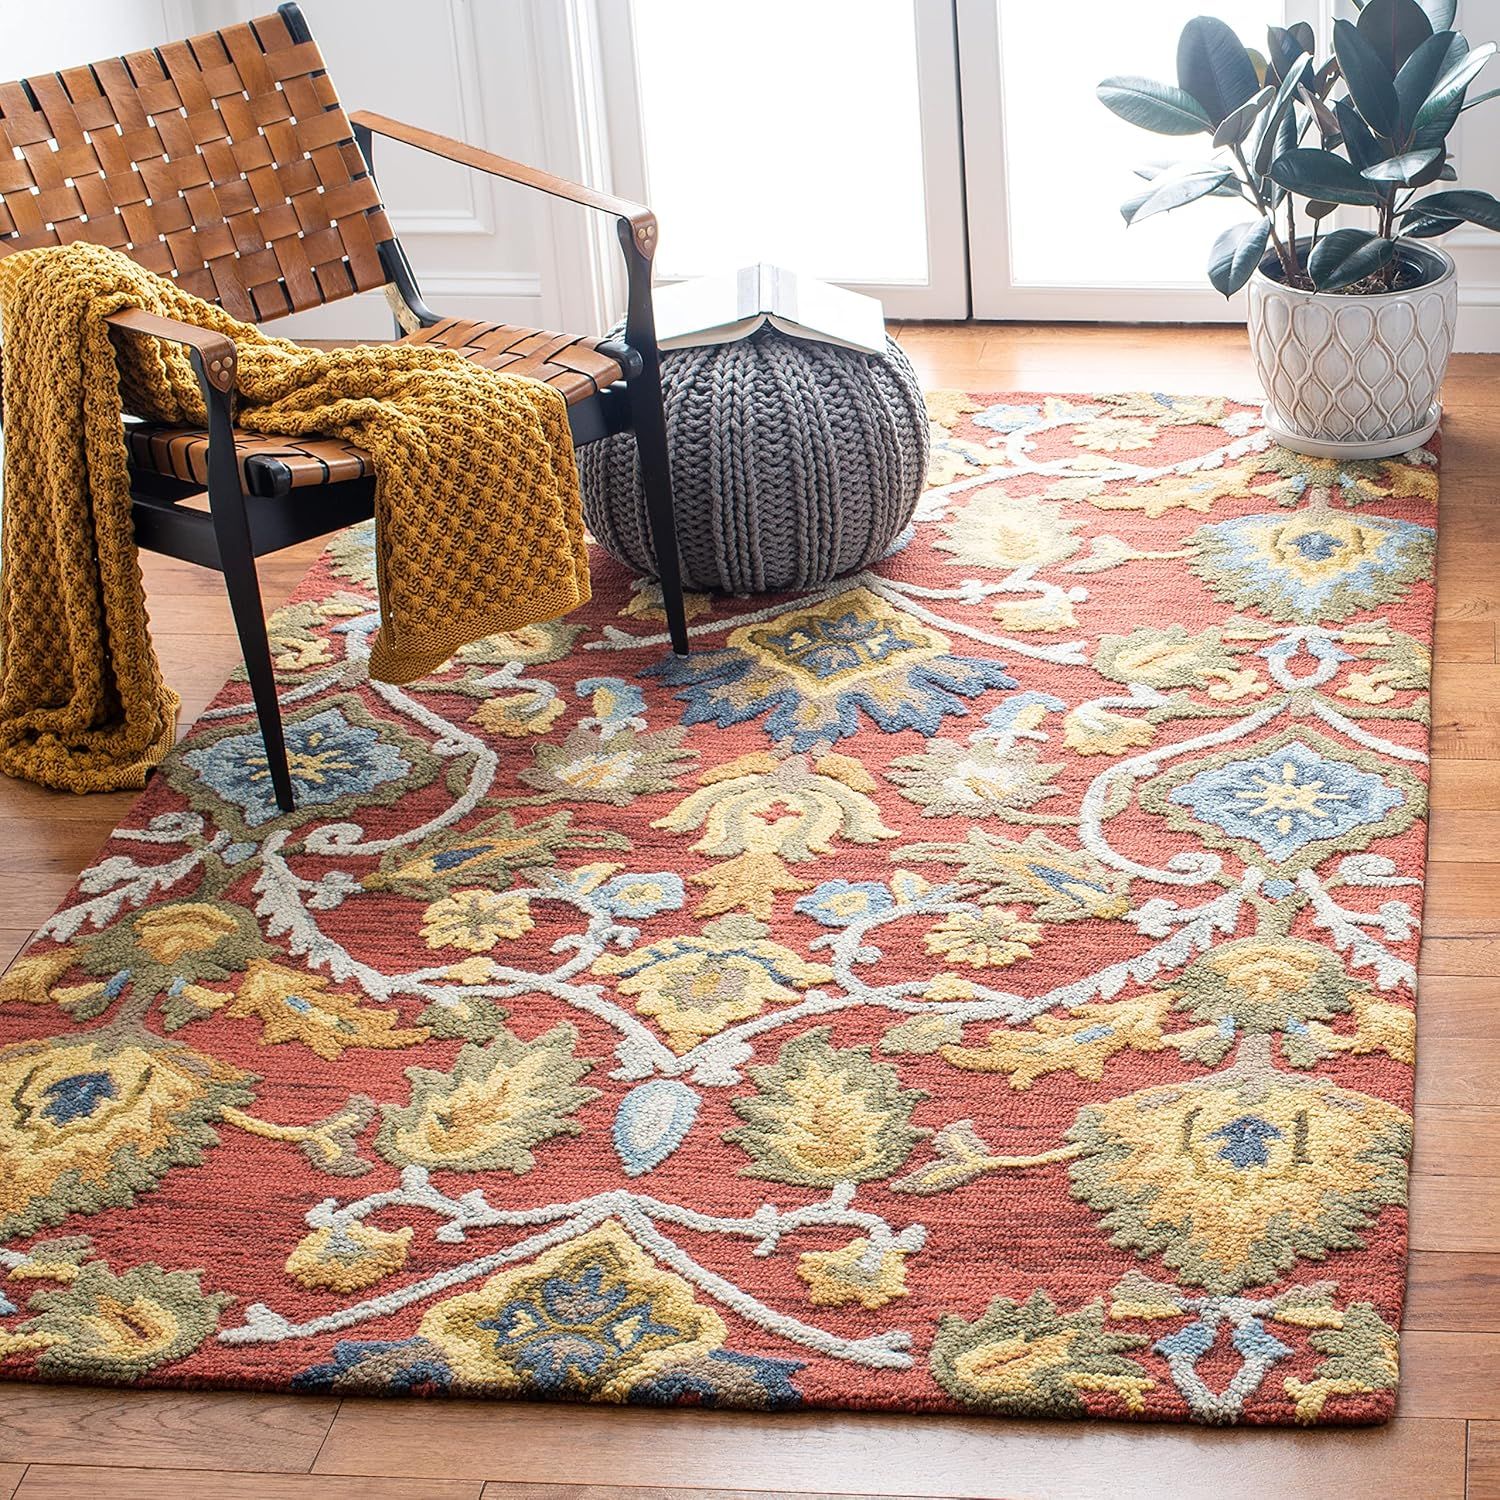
[1231,141,1298,280]
[1378,189,1398,288]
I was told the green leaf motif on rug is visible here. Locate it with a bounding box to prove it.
[375,1023,598,1174]
[929,1290,1153,1416]
[726,1027,928,1186]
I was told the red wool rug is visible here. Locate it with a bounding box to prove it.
[0,392,1433,1424]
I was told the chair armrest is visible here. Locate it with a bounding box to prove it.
[104,308,238,393]
[349,110,659,259]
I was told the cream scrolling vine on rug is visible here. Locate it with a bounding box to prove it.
[0,393,1432,1425]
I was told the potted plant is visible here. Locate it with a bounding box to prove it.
[1099,1,1498,458]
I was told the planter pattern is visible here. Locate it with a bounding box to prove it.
[1248,248,1456,448]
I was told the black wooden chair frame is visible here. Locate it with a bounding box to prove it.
[89,3,690,814]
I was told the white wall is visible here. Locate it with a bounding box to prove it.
[0,0,194,76]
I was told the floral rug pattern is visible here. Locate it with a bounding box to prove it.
[0,392,1433,1424]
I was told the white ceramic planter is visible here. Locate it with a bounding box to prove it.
[1246,241,1456,459]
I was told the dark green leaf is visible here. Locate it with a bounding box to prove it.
[1214,84,1274,147]
[1177,16,1260,124]
[1208,218,1272,295]
[1298,84,1343,145]
[1334,18,1402,140]
[1402,210,1462,236]
[1407,148,1451,187]
[1335,97,1383,170]
[1123,168,1234,225]
[1395,30,1466,135]
[1308,228,1397,289]
[1305,199,1339,220]
[1413,40,1496,147]
[1403,187,1500,230]
[1461,86,1500,111]
[1267,23,1314,87]
[1270,146,1385,205]
[1098,76,1214,135]
[1417,0,1458,30]
[1356,0,1433,74]
[1362,147,1441,181]
[1248,65,1307,172]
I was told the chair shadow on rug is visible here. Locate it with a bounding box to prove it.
[0,1,689,812]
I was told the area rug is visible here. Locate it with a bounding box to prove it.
[0,392,1433,1425]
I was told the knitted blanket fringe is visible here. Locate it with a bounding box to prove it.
[0,242,589,794]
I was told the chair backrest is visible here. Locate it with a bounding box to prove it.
[0,2,395,323]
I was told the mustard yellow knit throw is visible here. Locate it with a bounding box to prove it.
[0,242,589,794]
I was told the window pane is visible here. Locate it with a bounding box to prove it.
[631,0,928,283]
[998,0,1276,287]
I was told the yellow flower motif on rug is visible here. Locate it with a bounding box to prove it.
[593,914,833,1054]
[797,1237,911,1309]
[286,1222,414,1293]
[420,889,535,951]
[228,961,429,1059]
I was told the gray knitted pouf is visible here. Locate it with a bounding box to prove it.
[579,329,929,593]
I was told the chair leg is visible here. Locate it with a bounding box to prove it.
[627,365,690,657]
[195,365,297,814]
[219,540,296,814]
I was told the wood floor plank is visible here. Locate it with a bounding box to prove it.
[1428,762,1500,812]
[0,1468,23,1500]
[1416,1031,1500,1103]
[11,1470,481,1500]
[1427,812,1500,859]
[1405,1252,1500,1331]
[0,1385,337,1474]
[1416,864,1500,937]
[480,1492,937,1500]
[1413,977,1500,1033]
[1418,938,1500,977]
[1398,1333,1500,1417]
[0,928,34,970]
[314,1403,1464,1499]
[1410,1175,1500,1252]
[1434,618,1494,662]
[1413,1107,1500,1172]
[1468,1422,1500,1500]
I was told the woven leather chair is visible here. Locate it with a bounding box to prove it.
[0,1,688,812]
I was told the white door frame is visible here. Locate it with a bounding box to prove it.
[958,0,1329,322]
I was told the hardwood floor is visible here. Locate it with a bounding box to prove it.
[0,321,1496,1499]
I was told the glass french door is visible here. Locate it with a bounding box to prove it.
[958,0,1328,320]
[594,0,970,317]
[594,0,1331,322]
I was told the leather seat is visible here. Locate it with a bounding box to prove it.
[124,320,626,498]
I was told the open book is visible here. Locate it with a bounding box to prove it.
[652,264,887,356]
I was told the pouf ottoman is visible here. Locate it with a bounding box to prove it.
[579,329,929,594]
